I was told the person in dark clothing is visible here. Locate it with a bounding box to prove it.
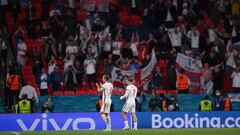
[50,66,63,91]
[167,62,177,90]
[32,48,43,85]
[212,67,224,92]
[149,95,161,112]
[64,65,77,91]
[167,95,179,111]
[136,92,146,112]
[141,54,151,68]
[213,90,225,111]
[121,43,133,60]
[92,17,105,32]
[151,66,164,90]
[160,0,178,28]
[41,97,54,113]
[26,16,36,39]
[74,60,84,87]
[41,0,51,20]
[9,0,21,23]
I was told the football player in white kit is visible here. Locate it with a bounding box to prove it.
[120,77,138,130]
[96,74,113,131]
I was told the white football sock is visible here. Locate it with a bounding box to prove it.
[134,122,138,129]
[106,115,111,128]
[101,114,107,126]
[124,121,129,128]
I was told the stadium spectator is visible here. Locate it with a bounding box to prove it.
[48,56,56,74]
[167,62,177,90]
[32,48,44,83]
[112,36,122,62]
[231,67,240,93]
[64,54,74,71]
[149,95,160,112]
[84,55,96,89]
[168,27,182,52]
[135,92,146,112]
[64,65,77,91]
[167,95,179,111]
[16,39,27,66]
[41,97,54,113]
[213,90,225,111]
[19,82,39,108]
[130,32,140,58]
[43,38,58,61]
[39,68,49,96]
[15,94,32,114]
[6,69,21,111]
[176,69,190,94]
[159,94,168,112]
[9,0,21,23]
[50,66,63,91]
[74,59,84,87]
[151,66,164,90]
[128,58,142,71]
[65,35,78,58]
[187,26,200,56]
[224,95,232,111]
[0,36,8,68]
[199,95,213,111]
[104,56,113,77]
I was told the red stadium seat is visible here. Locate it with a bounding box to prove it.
[53,91,63,96]
[155,90,167,95]
[167,90,178,95]
[75,90,87,95]
[64,91,75,96]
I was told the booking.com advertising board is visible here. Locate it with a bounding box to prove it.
[0,112,239,131]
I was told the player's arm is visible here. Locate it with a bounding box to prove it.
[96,82,104,92]
[120,89,129,100]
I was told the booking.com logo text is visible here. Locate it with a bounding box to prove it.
[152,113,240,128]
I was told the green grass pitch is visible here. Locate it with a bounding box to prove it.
[0,128,240,135]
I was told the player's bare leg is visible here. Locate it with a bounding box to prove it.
[122,111,130,130]
[100,112,110,131]
[131,112,138,130]
[105,113,111,131]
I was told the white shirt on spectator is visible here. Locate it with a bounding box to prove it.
[64,58,74,71]
[112,41,122,55]
[208,29,216,43]
[168,31,182,47]
[0,40,7,50]
[130,42,138,56]
[40,74,48,89]
[84,59,96,74]
[231,71,240,88]
[66,45,78,55]
[48,63,56,74]
[187,30,199,49]
[17,42,27,55]
[103,41,112,52]
[19,85,39,104]
[165,9,174,22]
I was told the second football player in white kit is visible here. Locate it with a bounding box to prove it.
[120,77,138,130]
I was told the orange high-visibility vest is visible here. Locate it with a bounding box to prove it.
[224,98,231,111]
[162,100,167,112]
[98,99,103,108]
[7,75,20,91]
[177,74,188,90]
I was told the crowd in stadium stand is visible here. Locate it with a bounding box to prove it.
[0,0,240,112]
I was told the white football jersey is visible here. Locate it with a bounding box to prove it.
[102,82,113,104]
[125,84,138,103]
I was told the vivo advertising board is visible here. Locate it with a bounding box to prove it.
[0,112,239,131]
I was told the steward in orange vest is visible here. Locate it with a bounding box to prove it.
[7,74,20,91]
[224,98,231,111]
[177,70,189,94]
